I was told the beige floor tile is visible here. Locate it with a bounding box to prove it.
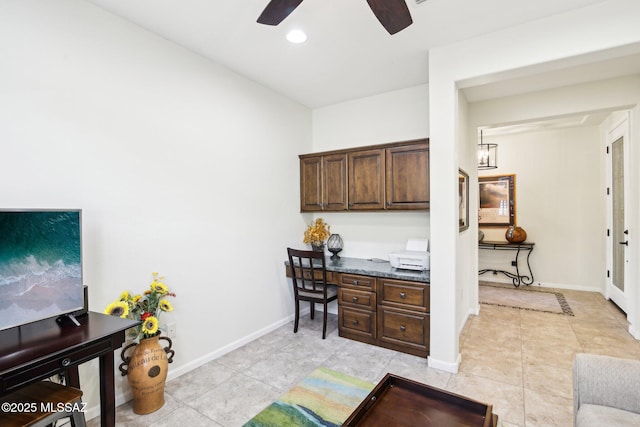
[462,329,523,354]
[523,361,573,399]
[190,373,281,426]
[164,360,236,403]
[523,388,573,427]
[447,372,525,426]
[459,349,523,387]
[521,340,583,370]
[87,393,185,427]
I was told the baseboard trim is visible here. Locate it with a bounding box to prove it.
[428,353,461,373]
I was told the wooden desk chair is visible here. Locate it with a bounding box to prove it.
[0,381,86,427]
[287,247,338,339]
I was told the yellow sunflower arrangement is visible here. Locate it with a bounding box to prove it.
[303,218,331,247]
[104,272,176,341]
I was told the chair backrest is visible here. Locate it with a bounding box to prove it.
[287,248,328,298]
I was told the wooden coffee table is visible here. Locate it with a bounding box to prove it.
[343,373,498,426]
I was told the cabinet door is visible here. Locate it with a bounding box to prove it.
[323,153,347,211]
[377,307,429,356]
[385,143,429,210]
[300,156,323,212]
[348,149,385,210]
[339,306,376,341]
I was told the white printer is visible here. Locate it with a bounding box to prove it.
[389,238,430,271]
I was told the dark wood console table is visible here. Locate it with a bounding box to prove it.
[478,241,535,287]
[0,312,139,427]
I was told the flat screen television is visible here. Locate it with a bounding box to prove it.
[0,209,84,331]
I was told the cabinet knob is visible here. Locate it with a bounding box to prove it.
[61,358,72,367]
[353,280,359,286]
[352,320,359,326]
[352,296,358,302]
[400,325,406,332]
[399,292,406,299]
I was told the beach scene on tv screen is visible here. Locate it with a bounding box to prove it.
[0,211,83,330]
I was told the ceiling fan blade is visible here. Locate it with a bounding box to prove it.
[366,0,413,34]
[257,0,304,26]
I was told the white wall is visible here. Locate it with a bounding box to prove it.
[0,0,311,417]
[477,126,605,290]
[457,91,476,341]
[429,0,640,372]
[310,85,430,260]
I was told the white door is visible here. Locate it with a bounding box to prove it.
[607,115,630,311]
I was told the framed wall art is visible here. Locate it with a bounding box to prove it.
[459,168,469,232]
[478,174,515,227]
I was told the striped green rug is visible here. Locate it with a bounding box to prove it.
[244,367,374,427]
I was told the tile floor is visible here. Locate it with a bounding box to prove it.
[89,286,640,426]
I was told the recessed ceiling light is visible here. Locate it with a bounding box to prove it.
[286,29,307,44]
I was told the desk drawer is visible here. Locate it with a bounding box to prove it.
[339,306,376,339]
[339,288,376,310]
[1,338,113,392]
[339,274,375,290]
[377,307,429,353]
[378,278,429,312]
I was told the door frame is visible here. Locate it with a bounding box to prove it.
[605,112,631,313]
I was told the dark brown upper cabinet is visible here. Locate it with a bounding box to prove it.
[300,153,347,212]
[385,142,429,210]
[348,148,385,210]
[299,139,428,212]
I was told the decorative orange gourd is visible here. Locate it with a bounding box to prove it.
[505,226,527,243]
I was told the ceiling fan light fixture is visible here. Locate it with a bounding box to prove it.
[286,29,307,43]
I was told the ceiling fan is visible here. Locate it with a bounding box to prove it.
[257,0,413,35]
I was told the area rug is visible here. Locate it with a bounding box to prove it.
[479,282,574,316]
[243,367,374,427]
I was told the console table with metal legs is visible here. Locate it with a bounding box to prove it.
[478,241,535,287]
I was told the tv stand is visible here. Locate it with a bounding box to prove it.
[56,313,81,326]
[1,312,139,427]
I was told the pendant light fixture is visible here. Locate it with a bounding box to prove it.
[477,130,498,170]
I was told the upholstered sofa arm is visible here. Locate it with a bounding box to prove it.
[573,353,640,421]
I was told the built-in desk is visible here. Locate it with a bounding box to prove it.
[285,257,430,357]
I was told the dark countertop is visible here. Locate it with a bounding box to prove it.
[286,256,430,283]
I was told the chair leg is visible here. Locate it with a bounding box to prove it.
[310,302,315,319]
[322,302,328,339]
[293,298,300,333]
[71,407,87,427]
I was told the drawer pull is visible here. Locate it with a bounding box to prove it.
[61,358,72,367]
[352,320,359,326]
[400,325,406,332]
[399,292,406,299]
[354,280,359,286]
[352,296,359,302]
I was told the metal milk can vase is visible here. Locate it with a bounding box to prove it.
[119,335,174,414]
